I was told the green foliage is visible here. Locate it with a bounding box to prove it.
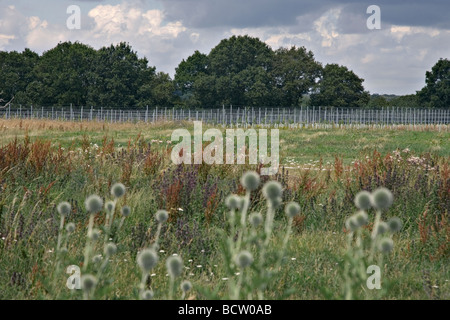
[417,58,450,109]
[310,64,370,108]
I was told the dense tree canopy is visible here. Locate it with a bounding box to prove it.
[0,36,447,109]
[418,58,450,109]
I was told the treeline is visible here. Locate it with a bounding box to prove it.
[0,36,448,109]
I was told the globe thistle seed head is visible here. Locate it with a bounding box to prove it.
[141,290,154,300]
[60,247,68,255]
[285,202,301,218]
[354,191,372,210]
[371,188,393,210]
[92,255,102,264]
[249,212,263,227]
[180,280,192,292]
[235,250,254,269]
[166,256,183,278]
[121,205,131,217]
[104,243,117,256]
[66,222,75,233]
[155,210,169,224]
[262,181,283,201]
[111,183,126,199]
[387,217,403,233]
[270,197,283,209]
[137,249,159,273]
[355,210,369,227]
[225,194,241,210]
[105,201,115,214]
[240,171,260,191]
[88,229,101,241]
[376,222,389,235]
[81,274,97,292]
[378,238,394,253]
[57,201,71,217]
[345,216,359,232]
[85,195,103,214]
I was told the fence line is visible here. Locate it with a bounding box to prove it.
[1,105,449,127]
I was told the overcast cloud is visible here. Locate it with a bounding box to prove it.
[0,0,449,95]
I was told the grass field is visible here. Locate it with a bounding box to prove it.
[0,119,448,300]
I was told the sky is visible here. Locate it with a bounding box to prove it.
[0,0,449,95]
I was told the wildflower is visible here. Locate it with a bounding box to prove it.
[354,191,372,210]
[141,290,154,300]
[85,195,103,214]
[181,280,192,292]
[345,216,359,232]
[92,255,102,263]
[235,251,254,269]
[240,171,260,191]
[355,211,369,227]
[66,222,75,233]
[387,217,402,233]
[81,274,97,292]
[262,181,283,201]
[88,229,101,241]
[285,202,301,218]
[371,188,393,210]
[376,222,389,235]
[166,256,183,278]
[111,183,126,199]
[105,201,115,214]
[137,249,159,273]
[57,202,71,217]
[156,210,169,224]
[104,243,117,256]
[378,238,394,253]
[225,194,241,210]
[121,206,131,217]
[249,212,263,227]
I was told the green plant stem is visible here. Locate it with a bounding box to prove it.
[83,214,95,271]
[236,191,250,253]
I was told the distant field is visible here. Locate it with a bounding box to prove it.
[0,119,448,300]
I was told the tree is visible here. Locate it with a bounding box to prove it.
[389,94,420,108]
[417,58,450,109]
[271,46,322,106]
[310,64,370,108]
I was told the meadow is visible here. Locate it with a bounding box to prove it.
[0,119,448,300]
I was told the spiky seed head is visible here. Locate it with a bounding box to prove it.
[181,280,192,292]
[66,222,75,233]
[121,206,131,217]
[235,250,254,269]
[60,247,68,255]
[225,194,241,210]
[376,221,389,235]
[249,212,263,227]
[387,217,402,233]
[378,238,394,253]
[271,197,283,209]
[262,181,283,201]
[166,256,183,278]
[57,202,71,217]
[141,290,154,300]
[137,249,159,273]
[111,183,126,199]
[240,171,260,191]
[88,229,101,241]
[371,188,393,210]
[92,255,102,263]
[85,195,103,214]
[156,210,169,224]
[285,202,301,218]
[355,210,369,227]
[354,191,372,210]
[81,274,97,292]
[345,215,359,232]
[104,243,117,256]
[105,201,115,214]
